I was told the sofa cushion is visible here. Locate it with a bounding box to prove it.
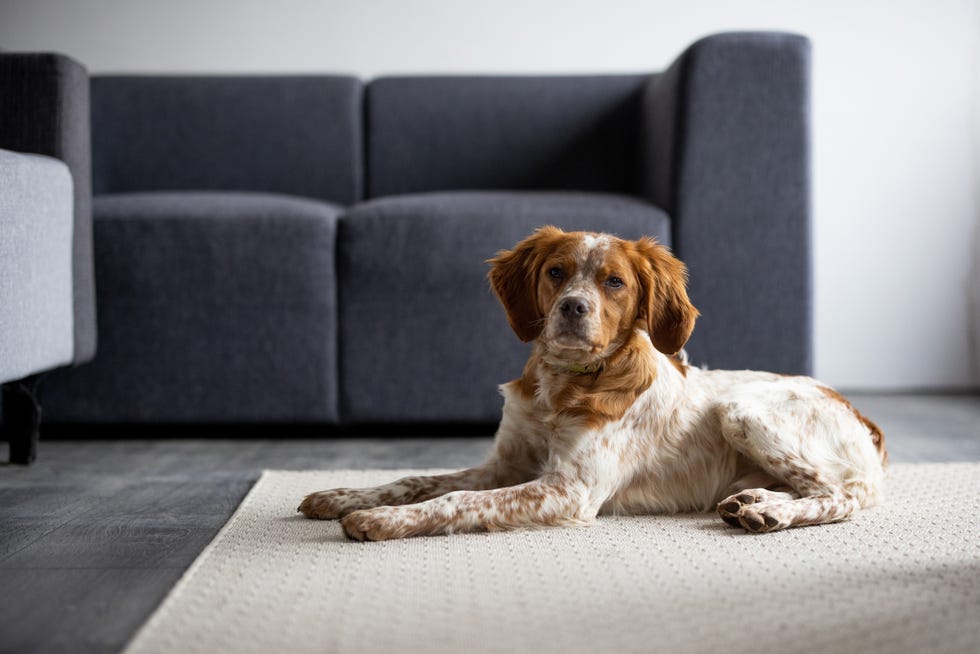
[91,76,363,204]
[367,75,647,198]
[337,191,671,423]
[43,191,341,423]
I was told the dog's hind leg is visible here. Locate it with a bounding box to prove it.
[726,492,865,533]
[713,382,884,533]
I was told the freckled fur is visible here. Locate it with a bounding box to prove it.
[299,227,887,540]
[818,385,887,465]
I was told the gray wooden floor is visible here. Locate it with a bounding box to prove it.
[0,393,977,654]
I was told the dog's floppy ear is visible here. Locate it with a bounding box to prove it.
[630,237,699,355]
[487,226,564,343]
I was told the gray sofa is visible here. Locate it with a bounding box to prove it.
[0,54,97,461]
[14,31,811,431]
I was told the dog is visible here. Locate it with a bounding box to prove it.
[299,226,886,541]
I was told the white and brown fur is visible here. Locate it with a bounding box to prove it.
[299,227,887,540]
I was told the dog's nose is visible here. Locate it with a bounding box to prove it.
[560,296,591,319]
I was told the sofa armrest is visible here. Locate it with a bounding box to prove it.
[0,53,96,364]
[642,32,812,374]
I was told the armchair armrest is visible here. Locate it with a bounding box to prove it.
[0,149,75,383]
[643,32,812,374]
[0,53,96,364]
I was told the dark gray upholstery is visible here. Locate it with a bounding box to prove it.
[91,76,363,203]
[0,53,97,365]
[367,75,646,198]
[643,32,811,374]
[43,192,341,423]
[338,191,670,423]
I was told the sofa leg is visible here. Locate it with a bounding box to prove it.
[2,374,44,465]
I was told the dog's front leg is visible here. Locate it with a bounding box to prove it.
[298,463,511,519]
[340,472,600,541]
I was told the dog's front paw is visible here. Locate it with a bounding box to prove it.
[298,489,360,520]
[340,508,408,542]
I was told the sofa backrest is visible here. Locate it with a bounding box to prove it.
[91,76,363,204]
[366,75,647,198]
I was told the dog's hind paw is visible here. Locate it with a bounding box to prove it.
[716,489,789,533]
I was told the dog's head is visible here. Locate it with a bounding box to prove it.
[488,226,698,367]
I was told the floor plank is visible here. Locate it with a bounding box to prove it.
[0,567,183,654]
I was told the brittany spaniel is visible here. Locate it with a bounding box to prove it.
[299,227,886,540]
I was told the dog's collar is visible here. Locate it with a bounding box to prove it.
[555,360,604,376]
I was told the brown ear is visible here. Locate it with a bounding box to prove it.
[487,226,564,343]
[630,237,699,355]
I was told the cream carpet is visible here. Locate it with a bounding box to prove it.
[124,464,980,654]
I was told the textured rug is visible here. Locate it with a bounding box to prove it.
[124,464,980,654]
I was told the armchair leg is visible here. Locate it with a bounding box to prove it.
[2,374,44,465]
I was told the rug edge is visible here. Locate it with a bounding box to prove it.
[120,471,273,653]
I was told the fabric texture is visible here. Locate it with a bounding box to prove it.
[42,191,341,423]
[367,75,647,198]
[0,149,74,382]
[91,75,363,204]
[337,191,670,423]
[124,464,980,654]
[0,52,97,365]
[643,32,811,374]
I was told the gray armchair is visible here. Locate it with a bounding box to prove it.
[0,53,97,463]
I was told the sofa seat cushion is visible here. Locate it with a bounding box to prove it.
[43,191,342,422]
[337,190,671,423]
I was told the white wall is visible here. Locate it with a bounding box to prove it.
[2,0,978,390]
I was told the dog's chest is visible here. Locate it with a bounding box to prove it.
[522,406,590,468]
[498,377,650,476]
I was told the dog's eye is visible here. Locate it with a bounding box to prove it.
[548,267,564,280]
[606,276,624,289]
